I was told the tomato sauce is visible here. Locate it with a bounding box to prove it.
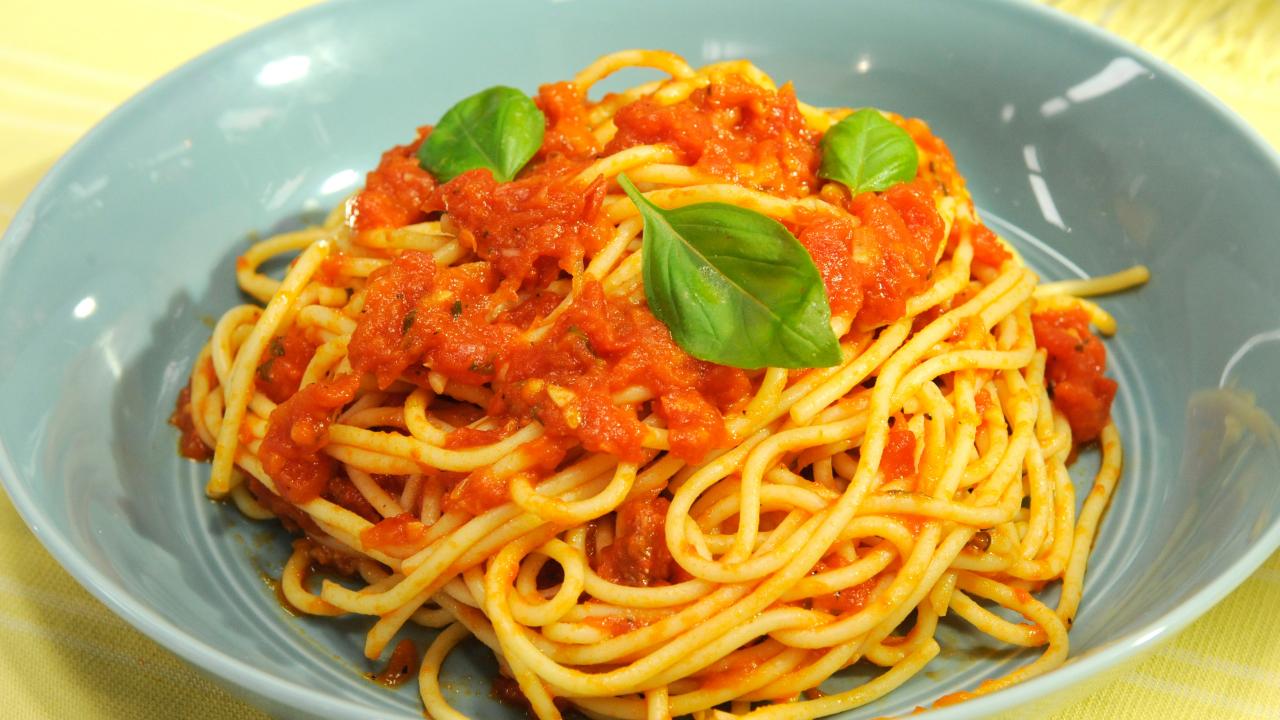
[796,215,862,316]
[607,75,820,197]
[809,553,878,615]
[328,472,381,523]
[934,690,976,708]
[792,177,945,328]
[258,373,360,503]
[347,250,439,388]
[582,611,645,636]
[535,81,600,161]
[880,426,917,481]
[246,477,316,533]
[433,169,608,291]
[1031,308,1116,443]
[491,675,574,715]
[361,513,429,557]
[338,75,961,478]
[443,425,512,449]
[974,389,994,418]
[596,496,674,587]
[846,179,945,328]
[349,127,437,232]
[443,468,511,516]
[260,73,967,523]
[169,385,212,461]
[893,514,926,536]
[697,651,770,691]
[369,638,418,688]
[964,220,1010,270]
[255,326,319,404]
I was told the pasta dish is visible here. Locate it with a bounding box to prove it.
[171,50,1148,719]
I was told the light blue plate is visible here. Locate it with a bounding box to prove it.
[2,1,1279,718]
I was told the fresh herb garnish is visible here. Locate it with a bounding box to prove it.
[618,174,841,370]
[401,309,417,335]
[451,300,463,318]
[818,108,918,194]
[417,86,545,183]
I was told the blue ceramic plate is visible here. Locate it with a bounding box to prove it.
[2,1,1279,718]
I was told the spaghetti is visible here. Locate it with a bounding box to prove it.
[173,50,1148,719]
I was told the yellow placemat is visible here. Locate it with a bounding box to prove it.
[1,1,1277,718]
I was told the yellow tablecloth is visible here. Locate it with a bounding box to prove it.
[1,1,1278,718]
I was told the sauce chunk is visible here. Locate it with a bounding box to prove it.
[259,374,360,503]
[1032,308,1116,443]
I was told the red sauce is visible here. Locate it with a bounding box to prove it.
[301,536,363,576]
[354,252,523,391]
[697,651,770,690]
[934,690,976,708]
[350,127,437,232]
[491,676,529,710]
[361,513,429,558]
[262,570,301,617]
[496,279,747,464]
[1031,308,1116,443]
[596,495,673,587]
[809,554,878,615]
[336,75,959,473]
[347,250,438,388]
[790,177,945,328]
[894,514,926,536]
[607,75,820,197]
[974,389,993,417]
[169,385,212,461]
[657,389,726,464]
[255,326,319,404]
[443,425,511,449]
[518,435,575,474]
[222,72,975,538]
[443,468,511,516]
[491,675,574,715]
[259,373,360,503]
[535,81,600,161]
[847,178,946,328]
[434,436,574,519]
[964,219,1011,270]
[433,168,608,291]
[880,426,917,481]
[900,117,951,165]
[796,215,861,316]
[326,471,381,523]
[430,399,487,428]
[247,478,318,534]
[582,611,645,636]
[351,248,748,463]
[370,638,418,688]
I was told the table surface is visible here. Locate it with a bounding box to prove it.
[1,0,1278,718]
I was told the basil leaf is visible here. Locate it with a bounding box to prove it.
[818,108,918,194]
[418,86,545,183]
[618,175,841,370]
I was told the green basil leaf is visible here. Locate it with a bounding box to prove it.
[418,86,545,183]
[618,175,841,370]
[818,107,918,194]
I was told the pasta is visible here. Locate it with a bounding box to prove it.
[172,50,1148,719]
